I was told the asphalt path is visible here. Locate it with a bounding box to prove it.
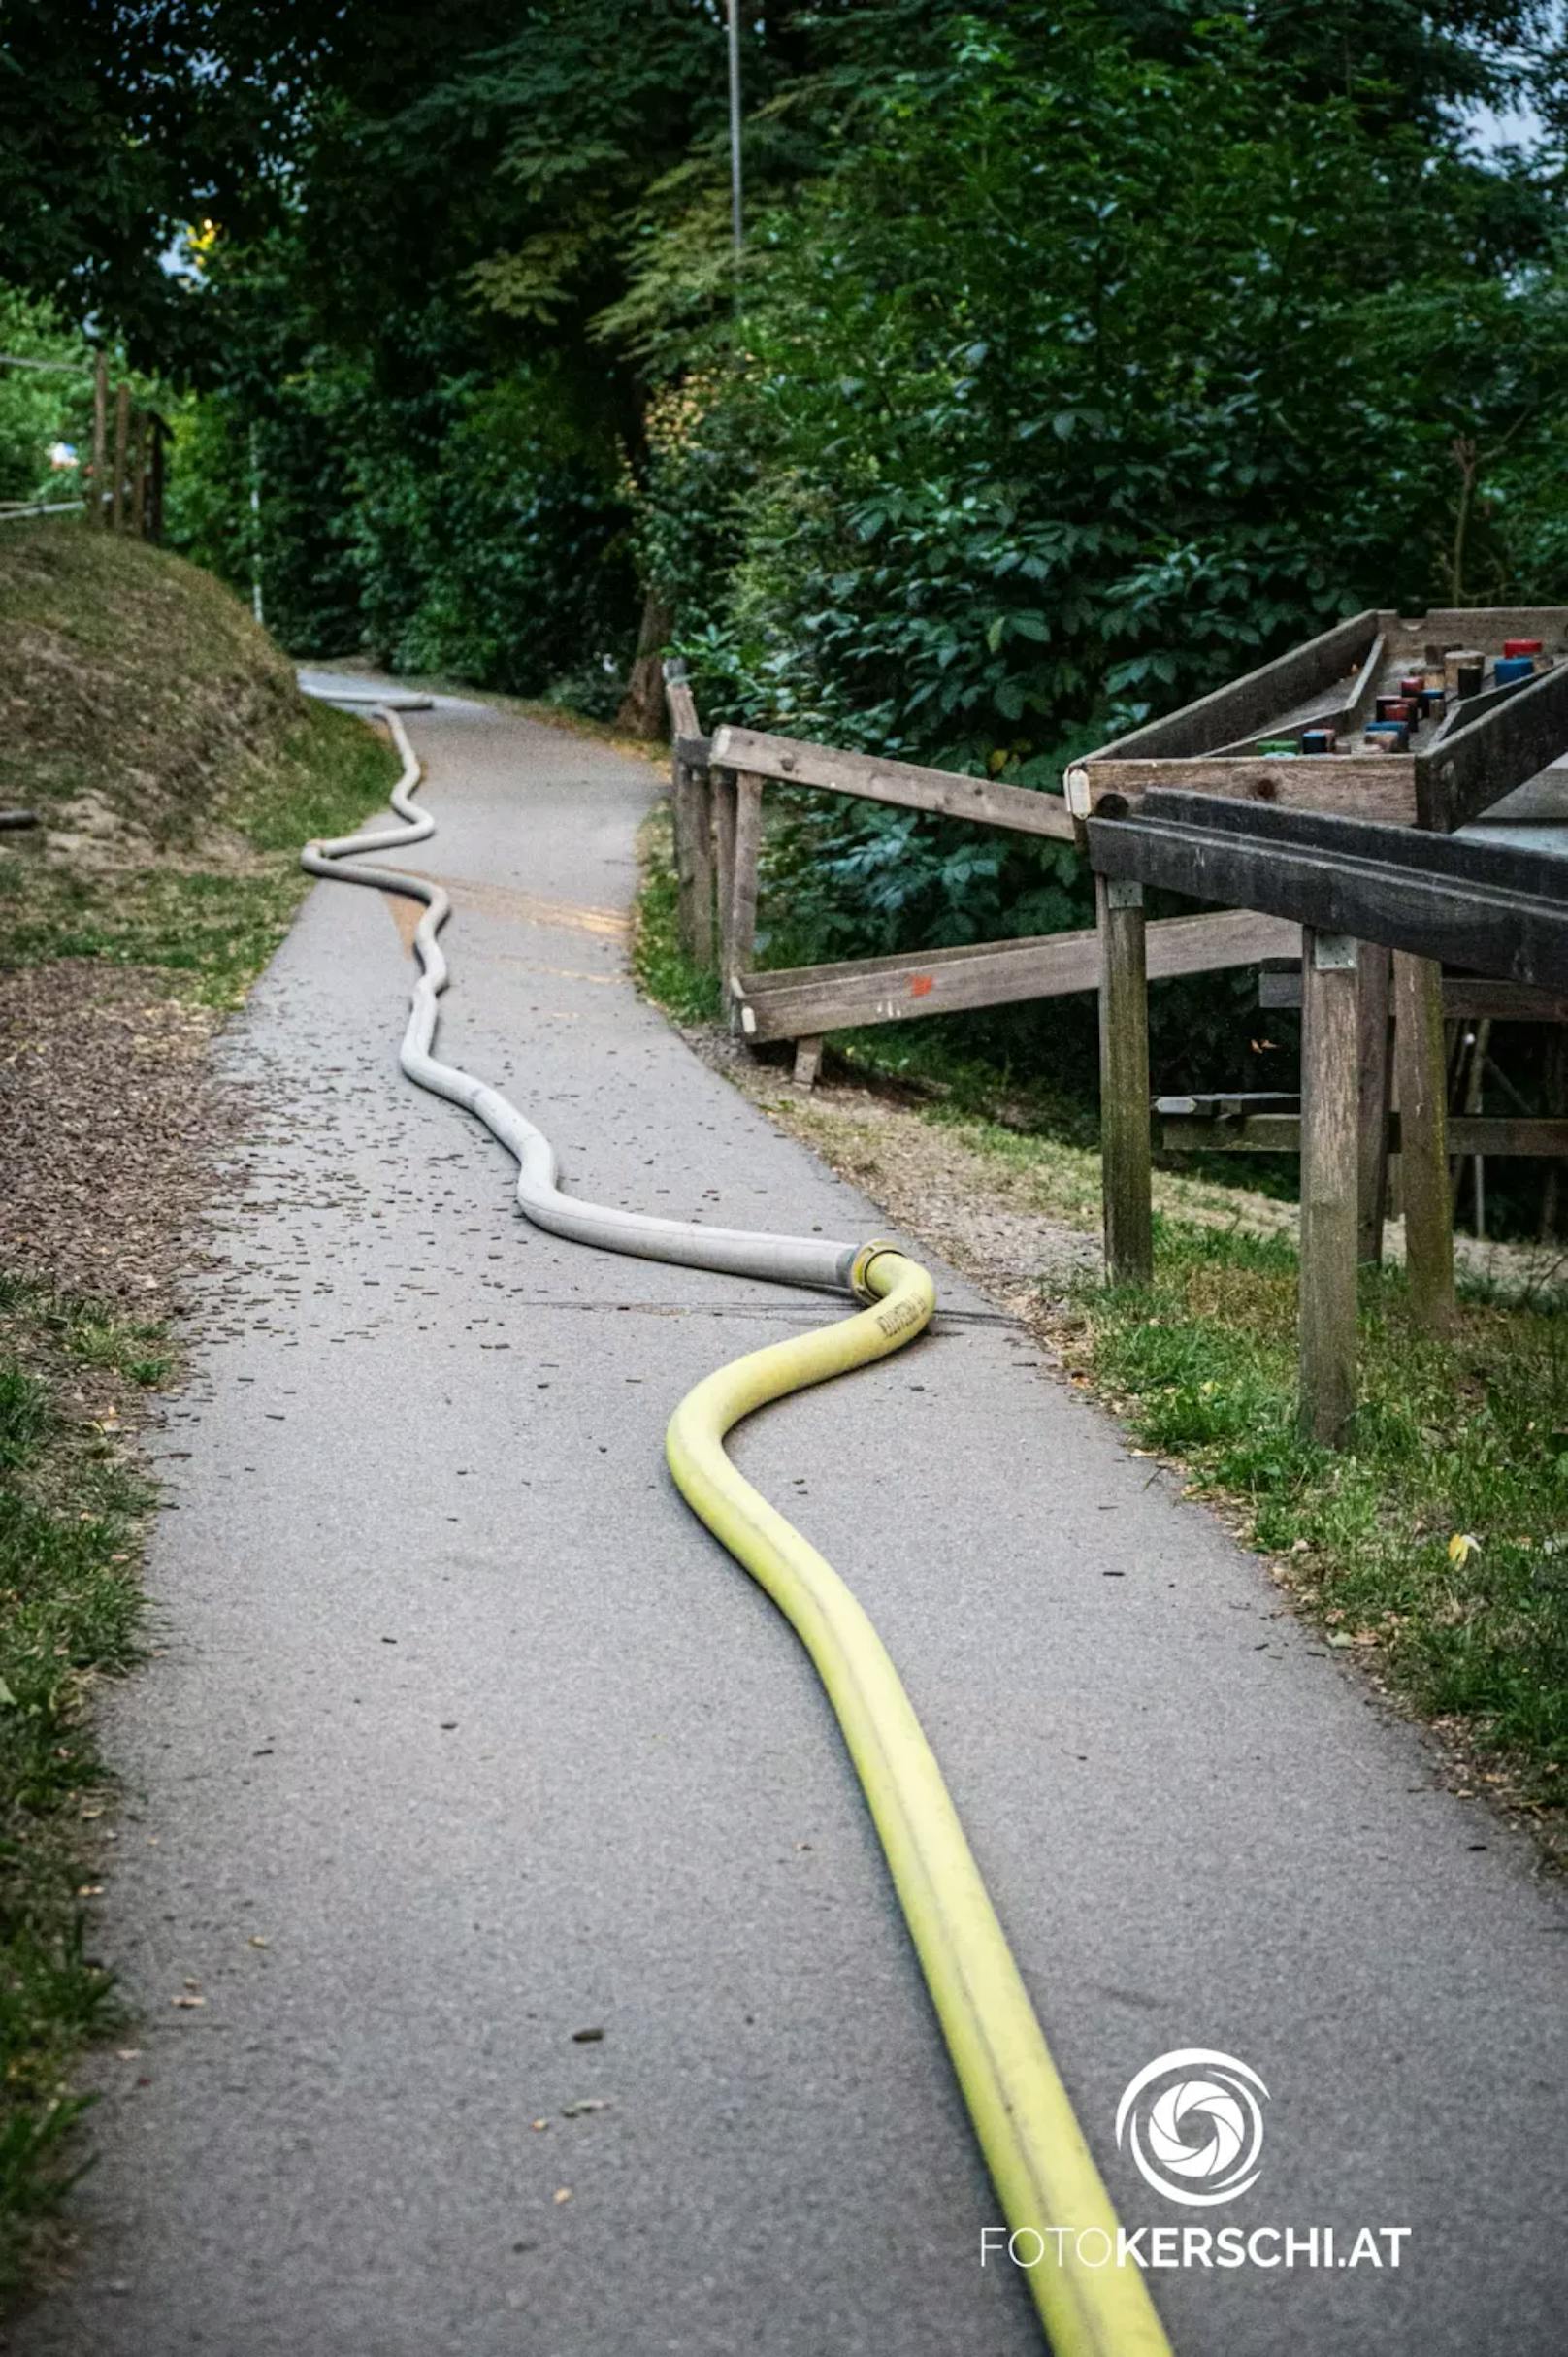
[16,685,1566,2356]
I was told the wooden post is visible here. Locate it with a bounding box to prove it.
[672,759,715,970]
[1356,942,1392,1264]
[713,770,737,973]
[1298,930,1360,1446]
[792,1035,824,1091]
[1392,952,1456,1330]
[670,752,693,942]
[1096,874,1153,1286]
[148,418,166,542]
[92,353,108,528]
[111,381,129,532]
[130,412,148,539]
[728,771,764,1034]
[660,661,714,971]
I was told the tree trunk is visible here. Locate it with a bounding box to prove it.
[616,591,674,737]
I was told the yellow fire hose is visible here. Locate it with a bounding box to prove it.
[667,1243,1172,2357]
[306,701,1172,2356]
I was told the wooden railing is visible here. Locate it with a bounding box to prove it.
[663,661,1296,1086]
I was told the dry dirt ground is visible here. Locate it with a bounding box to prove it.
[0,962,225,1315]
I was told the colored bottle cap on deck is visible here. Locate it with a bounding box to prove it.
[1494,655,1536,686]
[1364,721,1409,750]
[1503,638,1543,658]
[1421,688,1447,718]
[1376,696,1416,722]
[1300,728,1335,754]
[1455,661,1484,698]
[1257,737,1299,755]
[1398,674,1426,698]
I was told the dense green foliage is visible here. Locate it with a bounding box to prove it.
[6,0,1567,1068]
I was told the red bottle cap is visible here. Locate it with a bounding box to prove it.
[1503,638,1543,658]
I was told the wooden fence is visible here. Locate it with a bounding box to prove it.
[663,662,1296,1085]
[0,351,166,538]
[1090,790,1568,1441]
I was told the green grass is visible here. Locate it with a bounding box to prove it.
[631,808,722,1024]
[1073,1223,1568,1825]
[0,1275,168,2291]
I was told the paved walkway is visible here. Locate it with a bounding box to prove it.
[16,689,1565,2355]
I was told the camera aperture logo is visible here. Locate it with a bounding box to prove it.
[980,2043,1414,2278]
[1115,2048,1268,2207]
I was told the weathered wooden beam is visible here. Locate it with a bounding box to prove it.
[727,772,764,1033]
[1088,795,1568,992]
[713,771,737,973]
[1393,953,1456,1332]
[1259,967,1568,1022]
[1298,931,1360,1446]
[1417,659,1568,832]
[1159,1110,1568,1157]
[1078,752,1418,826]
[1080,609,1377,765]
[1356,944,1393,1265]
[1097,876,1153,1287]
[1415,606,1568,651]
[732,908,1297,1041]
[710,724,1076,841]
[662,657,701,743]
[672,758,715,969]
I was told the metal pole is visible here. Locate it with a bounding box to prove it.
[92,353,108,529]
[727,0,743,262]
[248,422,264,628]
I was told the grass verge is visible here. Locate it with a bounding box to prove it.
[0,1278,172,2291]
[1071,1228,1568,1841]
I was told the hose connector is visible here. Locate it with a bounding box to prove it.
[849,1239,905,1303]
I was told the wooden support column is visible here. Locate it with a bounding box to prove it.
[1356,942,1392,1264]
[791,1034,824,1090]
[148,419,166,542]
[672,759,715,970]
[1299,930,1360,1447]
[712,770,737,968]
[110,381,129,533]
[1392,951,1456,1331]
[727,771,764,1036]
[130,413,148,539]
[670,753,693,945]
[1096,874,1153,1286]
[91,354,108,528]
